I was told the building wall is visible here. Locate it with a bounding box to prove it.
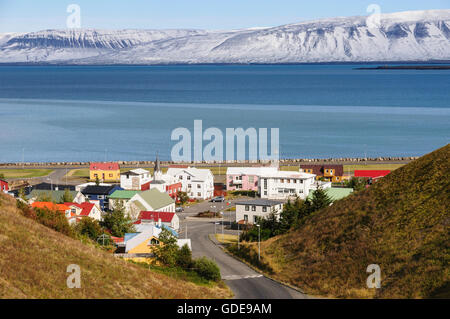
[226,174,259,191]
[0,180,9,192]
[166,182,182,199]
[259,176,315,200]
[90,169,120,182]
[120,173,151,190]
[235,203,283,224]
[175,172,214,199]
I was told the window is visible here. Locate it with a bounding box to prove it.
[251,205,256,211]
[244,215,248,221]
[245,205,249,211]
[287,179,290,183]
[263,179,267,189]
[262,206,267,212]
[280,179,284,183]
[149,238,160,245]
[264,191,267,196]
[94,174,98,178]
[197,192,201,197]
[300,180,303,184]
[293,179,297,183]
[249,176,254,183]
[187,176,191,180]
[197,184,201,188]
[179,176,183,180]
[188,184,191,188]
[253,216,258,223]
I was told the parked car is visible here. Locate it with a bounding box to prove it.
[211,196,225,202]
[175,206,184,212]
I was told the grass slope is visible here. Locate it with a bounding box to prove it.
[261,144,450,298]
[0,193,231,299]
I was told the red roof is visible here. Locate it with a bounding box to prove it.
[354,170,391,178]
[64,202,95,216]
[168,164,189,168]
[32,202,70,212]
[111,236,124,243]
[138,211,175,223]
[89,162,120,171]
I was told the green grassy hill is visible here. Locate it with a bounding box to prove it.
[0,193,231,299]
[260,144,449,298]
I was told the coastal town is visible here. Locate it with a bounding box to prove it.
[0,156,393,267]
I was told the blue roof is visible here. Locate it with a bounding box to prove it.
[157,224,178,237]
[124,232,139,242]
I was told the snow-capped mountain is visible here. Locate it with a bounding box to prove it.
[1,9,449,64]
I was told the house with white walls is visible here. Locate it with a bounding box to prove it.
[127,188,175,220]
[235,199,284,225]
[258,169,320,200]
[166,167,214,200]
[226,166,278,191]
[120,168,152,190]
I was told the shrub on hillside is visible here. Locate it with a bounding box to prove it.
[34,207,73,237]
[74,217,104,241]
[192,257,221,282]
[176,244,193,269]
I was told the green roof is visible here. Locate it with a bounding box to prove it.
[135,188,174,210]
[27,189,78,203]
[109,190,140,200]
[308,187,354,202]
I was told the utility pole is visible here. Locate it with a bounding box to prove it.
[237,222,240,250]
[221,212,224,241]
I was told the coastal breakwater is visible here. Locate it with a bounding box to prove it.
[0,156,419,169]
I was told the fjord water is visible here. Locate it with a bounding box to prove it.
[0,64,448,162]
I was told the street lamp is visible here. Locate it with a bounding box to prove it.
[256,224,261,261]
[220,211,224,241]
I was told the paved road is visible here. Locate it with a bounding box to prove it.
[178,199,309,299]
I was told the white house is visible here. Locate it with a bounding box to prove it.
[259,169,318,200]
[226,166,278,191]
[166,167,214,200]
[235,199,284,224]
[128,188,176,219]
[120,168,152,190]
[63,202,103,225]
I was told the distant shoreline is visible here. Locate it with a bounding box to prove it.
[356,65,450,70]
[0,61,449,67]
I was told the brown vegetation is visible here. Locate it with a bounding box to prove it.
[0,193,232,299]
[240,144,450,298]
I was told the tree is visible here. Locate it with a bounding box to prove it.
[74,217,103,241]
[18,187,27,201]
[0,173,5,179]
[193,257,221,282]
[177,191,189,205]
[176,244,193,268]
[345,177,366,192]
[100,200,135,237]
[310,187,332,212]
[61,188,74,203]
[153,228,179,266]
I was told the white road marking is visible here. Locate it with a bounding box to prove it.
[223,274,263,280]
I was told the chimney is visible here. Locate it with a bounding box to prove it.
[158,218,162,227]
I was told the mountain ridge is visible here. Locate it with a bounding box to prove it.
[1,9,449,64]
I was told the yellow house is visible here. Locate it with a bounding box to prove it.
[89,162,120,182]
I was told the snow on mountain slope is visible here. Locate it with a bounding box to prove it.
[1,9,449,64]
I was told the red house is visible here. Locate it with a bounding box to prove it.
[166,182,182,199]
[0,179,9,192]
[354,170,390,179]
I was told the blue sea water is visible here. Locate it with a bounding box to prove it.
[0,64,448,162]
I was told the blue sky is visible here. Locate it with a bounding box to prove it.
[0,0,448,32]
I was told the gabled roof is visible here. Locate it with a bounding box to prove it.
[166,167,213,182]
[138,211,175,223]
[124,224,162,252]
[260,170,316,179]
[64,202,96,216]
[32,202,70,212]
[90,162,120,171]
[27,189,79,202]
[81,185,118,195]
[109,190,140,199]
[136,188,174,210]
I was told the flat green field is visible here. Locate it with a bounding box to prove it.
[0,169,53,179]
